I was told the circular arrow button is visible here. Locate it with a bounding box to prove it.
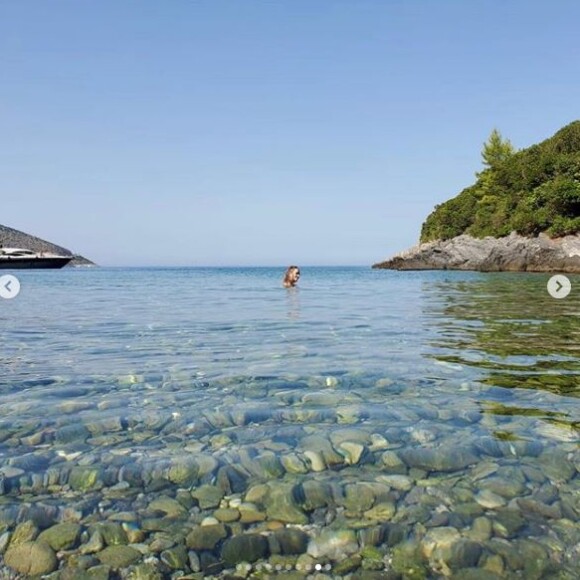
[0,274,21,300]
[547,274,571,299]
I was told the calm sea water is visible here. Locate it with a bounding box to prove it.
[0,267,578,577]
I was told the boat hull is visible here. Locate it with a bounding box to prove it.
[0,257,72,269]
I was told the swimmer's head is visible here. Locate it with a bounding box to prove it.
[283,265,300,287]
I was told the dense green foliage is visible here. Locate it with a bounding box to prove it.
[421,122,580,242]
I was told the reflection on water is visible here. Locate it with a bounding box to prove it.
[285,287,301,320]
[0,268,578,578]
[428,275,580,390]
[426,273,579,447]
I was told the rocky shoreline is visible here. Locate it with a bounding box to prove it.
[0,224,94,267]
[372,233,580,273]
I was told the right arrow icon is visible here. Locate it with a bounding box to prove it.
[547,275,571,299]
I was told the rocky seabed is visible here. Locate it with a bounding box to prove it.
[0,375,578,579]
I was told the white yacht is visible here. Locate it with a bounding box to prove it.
[0,247,73,269]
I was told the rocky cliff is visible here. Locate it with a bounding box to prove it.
[373,233,580,273]
[0,224,95,267]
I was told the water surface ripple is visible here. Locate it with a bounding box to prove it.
[0,268,578,578]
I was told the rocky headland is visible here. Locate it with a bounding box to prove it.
[0,223,94,266]
[374,122,580,272]
[373,233,580,272]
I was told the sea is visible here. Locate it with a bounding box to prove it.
[0,267,578,578]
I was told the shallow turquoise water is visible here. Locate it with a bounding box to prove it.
[0,267,578,577]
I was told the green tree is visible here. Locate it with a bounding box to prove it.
[481,128,515,171]
[420,121,580,242]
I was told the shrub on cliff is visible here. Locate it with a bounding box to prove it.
[421,121,580,242]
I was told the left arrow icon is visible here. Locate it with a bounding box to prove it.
[0,275,20,299]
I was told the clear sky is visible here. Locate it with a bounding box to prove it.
[2,1,579,266]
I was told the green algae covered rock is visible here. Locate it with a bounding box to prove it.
[97,545,141,569]
[4,540,58,576]
[222,534,269,565]
[38,522,82,551]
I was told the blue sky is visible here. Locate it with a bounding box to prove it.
[2,1,579,266]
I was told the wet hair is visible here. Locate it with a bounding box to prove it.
[283,265,300,287]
